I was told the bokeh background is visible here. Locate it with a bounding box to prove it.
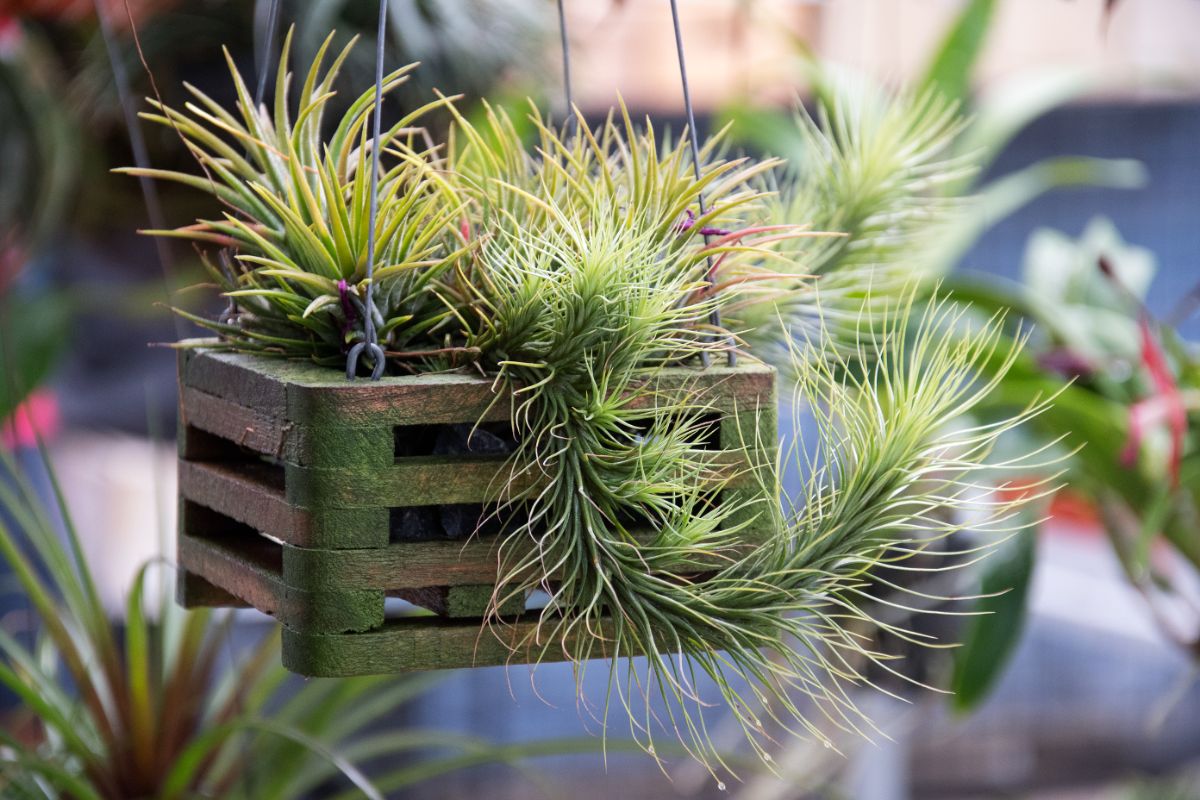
[2,1,1200,798]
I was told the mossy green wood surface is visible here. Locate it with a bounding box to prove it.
[176,343,778,674]
[280,617,626,677]
[179,502,385,633]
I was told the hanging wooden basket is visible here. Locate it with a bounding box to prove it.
[176,342,777,676]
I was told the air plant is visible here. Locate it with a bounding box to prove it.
[117,30,468,366]
[410,103,1051,774]
[732,74,974,363]
[123,32,1051,781]
[480,284,1051,773]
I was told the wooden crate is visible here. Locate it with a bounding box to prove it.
[176,343,776,677]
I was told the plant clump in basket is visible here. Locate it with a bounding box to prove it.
[128,31,1055,777]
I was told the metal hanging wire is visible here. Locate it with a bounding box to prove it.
[666,0,735,367]
[552,2,733,366]
[92,0,186,341]
[345,0,390,380]
[556,0,576,136]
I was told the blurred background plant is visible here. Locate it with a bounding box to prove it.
[0,13,79,425]
[0,447,670,799]
[704,0,1149,722]
[959,215,1200,663]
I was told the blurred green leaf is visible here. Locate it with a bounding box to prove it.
[950,523,1035,712]
[0,291,72,423]
[918,0,995,104]
[959,69,1109,175]
[712,103,805,163]
[0,33,82,253]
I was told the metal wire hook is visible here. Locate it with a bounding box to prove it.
[346,0,389,381]
[345,340,386,380]
[92,0,185,340]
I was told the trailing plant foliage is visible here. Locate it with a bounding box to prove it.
[126,34,1050,778]
[480,294,1052,773]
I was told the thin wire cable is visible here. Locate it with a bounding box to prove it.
[556,0,575,136]
[219,0,281,328]
[253,0,283,109]
[346,0,389,380]
[93,0,186,341]
[668,0,734,367]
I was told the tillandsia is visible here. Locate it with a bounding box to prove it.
[480,289,1056,774]
[126,33,1053,779]
[117,30,470,366]
[736,71,976,361]
[440,97,810,360]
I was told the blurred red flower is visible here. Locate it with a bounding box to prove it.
[1121,316,1187,485]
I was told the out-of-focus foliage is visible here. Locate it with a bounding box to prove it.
[0,5,255,418]
[0,23,80,420]
[719,0,1145,280]
[953,218,1200,659]
[294,0,550,116]
[0,27,80,255]
[733,76,973,361]
[0,445,643,798]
